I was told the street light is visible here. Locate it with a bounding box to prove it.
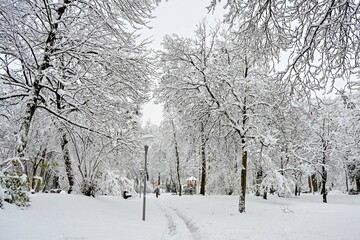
[141,134,153,221]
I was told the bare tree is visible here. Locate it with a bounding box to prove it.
[0,0,156,198]
[208,0,360,95]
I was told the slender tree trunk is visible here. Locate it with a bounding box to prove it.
[238,85,248,213]
[56,80,75,194]
[200,122,206,195]
[171,120,182,196]
[255,164,263,197]
[60,131,74,194]
[35,152,47,192]
[321,128,328,203]
[280,156,284,176]
[345,168,349,192]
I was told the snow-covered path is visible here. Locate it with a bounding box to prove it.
[1,192,360,240]
[156,199,202,240]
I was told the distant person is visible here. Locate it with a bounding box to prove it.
[154,187,160,198]
[123,190,131,199]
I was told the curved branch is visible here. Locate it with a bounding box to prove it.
[37,105,112,139]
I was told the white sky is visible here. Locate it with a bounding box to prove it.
[140,0,226,126]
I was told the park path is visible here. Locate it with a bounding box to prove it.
[155,199,202,240]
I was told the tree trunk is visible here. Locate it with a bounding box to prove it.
[356,178,360,192]
[33,148,47,192]
[200,122,206,196]
[239,150,248,213]
[321,166,327,203]
[60,132,74,194]
[345,169,349,192]
[175,142,182,196]
[16,86,40,158]
[255,164,263,197]
[171,120,182,196]
[17,1,69,159]
[238,87,248,213]
[309,174,318,193]
[321,134,328,203]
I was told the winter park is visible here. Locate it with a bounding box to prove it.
[1,0,360,239]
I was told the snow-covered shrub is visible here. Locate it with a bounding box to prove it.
[2,175,30,207]
[99,171,137,197]
[0,158,30,207]
[261,171,295,197]
[0,183,3,208]
[80,178,97,197]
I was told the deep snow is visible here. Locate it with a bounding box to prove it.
[1,192,359,240]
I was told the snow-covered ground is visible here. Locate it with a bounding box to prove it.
[1,192,360,240]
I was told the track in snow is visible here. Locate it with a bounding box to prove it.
[156,201,202,240]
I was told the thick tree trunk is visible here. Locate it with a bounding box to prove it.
[356,178,360,192]
[200,123,206,196]
[238,88,248,213]
[239,150,248,213]
[238,89,248,213]
[309,174,318,193]
[321,166,327,203]
[16,86,40,158]
[60,132,74,194]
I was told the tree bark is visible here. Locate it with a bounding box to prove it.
[321,131,328,203]
[238,89,248,213]
[309,174,318,193]
[321,166,327,203]
[200,122,206,195]
[255,164,263,197]
[16,86,40,158]
[345,168,349,192]
[239,150,248,213]
[171,120,182,196]
[60,132,74,194]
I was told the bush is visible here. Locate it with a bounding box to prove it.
[0,184,3,208]
[3,176,30,207]
[80,178,97,197]
[0,158,30,208]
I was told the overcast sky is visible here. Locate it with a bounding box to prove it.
[142,0,225,49]
[140,0,225,126]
